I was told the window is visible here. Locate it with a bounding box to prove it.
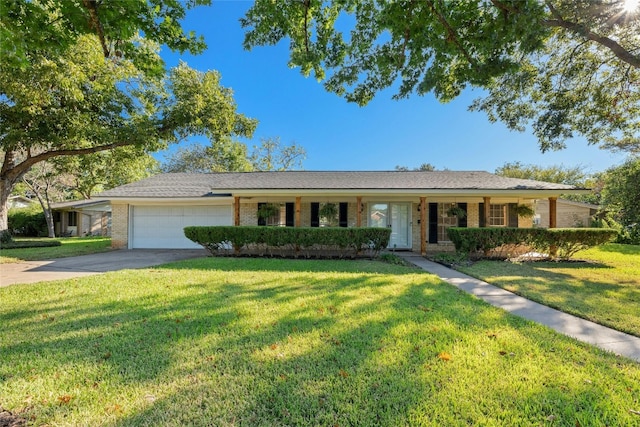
[258,203,291,226]
[312,202,348,227]
[489,204,506,226]
[319,203,339,227]
[437,203,458,242]
[68,211,78,227]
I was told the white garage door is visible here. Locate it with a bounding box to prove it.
[131,205,232,249]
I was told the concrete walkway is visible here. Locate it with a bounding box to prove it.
[396,253,640,363]
[1,249,207,287]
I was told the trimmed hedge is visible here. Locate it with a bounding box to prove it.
[0,240,62,250]
[8,207,47,237]
[184,226,391,258]
[447,227,617,260]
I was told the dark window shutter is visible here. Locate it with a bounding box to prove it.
[258,203,266,226]
[458,203,467,228]
[508,203,518,227]
[479,203,485,227]
[339,202,348,227]
[428,203,438,244]
[311,203,320,227]
[285,203,294,227]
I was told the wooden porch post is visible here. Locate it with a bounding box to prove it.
[356,196,362,227]
[234,197,240,226]
[548,197,557,229]
[420,197,427,256]
[549,196,558,257]
[295,196,301,227]
[483,197,491,227]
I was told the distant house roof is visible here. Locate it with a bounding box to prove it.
[51,199,111,211]
[8,195,35,207]
[96,171,585,199]
[554,199,600,210]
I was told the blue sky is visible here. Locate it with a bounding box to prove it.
[158,0,628,174]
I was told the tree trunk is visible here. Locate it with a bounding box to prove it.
[30,185,56,238]
[0,178,11,236]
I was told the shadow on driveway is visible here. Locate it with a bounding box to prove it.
[1,249,208,287]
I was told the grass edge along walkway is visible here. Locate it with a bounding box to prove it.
[396,253,640,362]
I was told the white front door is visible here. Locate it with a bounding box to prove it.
[369,203,411,249]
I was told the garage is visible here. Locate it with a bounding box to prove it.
[131,205,232,249]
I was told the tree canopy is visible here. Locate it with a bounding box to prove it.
[0,33,256,234]
[494,161,588,186]
[242,0,640,152]
[161,137,306,173]
[1,0,210,76]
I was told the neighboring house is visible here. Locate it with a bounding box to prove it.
[8,195,35,209]
[96,171,587,253]
[51,200,112,237]
[534,198,600,228]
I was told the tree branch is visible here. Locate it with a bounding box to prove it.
[303,0,310,54]
[489,0,520,15]
[425,0,476,67]
[543,2,640,69]
[2,141,133,184]
[81,0,110,58]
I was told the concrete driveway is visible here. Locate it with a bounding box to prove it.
[0,249,208,287]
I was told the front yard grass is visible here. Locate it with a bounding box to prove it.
[0,236,112,263]
[458,243,640,337]
[1,257,638,426]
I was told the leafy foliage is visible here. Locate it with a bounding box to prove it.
[447,227,617,260]
[249,137,307,171]
[7,205,47,237]
[601,157,640,228]
[242,1,639,152]
[256,203,280,220]
[1,0,210,75]
[495,161,588,186]
[161,137,306,173]
[395,163,437,171]
[0,239,61,250]
[184,226,391,258]
[1,35,257,232]
[55,148,159,199]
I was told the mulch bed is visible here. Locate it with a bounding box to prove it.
[0,407,26,427]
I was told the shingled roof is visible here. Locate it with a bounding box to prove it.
[97,171,581,199]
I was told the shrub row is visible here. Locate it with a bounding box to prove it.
[184,226,391,258]
[447,227,618,260]
[0,240,62,250]
[8,207,47,237]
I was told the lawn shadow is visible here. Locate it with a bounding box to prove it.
[2,259,638,425]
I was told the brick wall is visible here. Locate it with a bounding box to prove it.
[239,203,258,226]
[111,203,129,249]
[467,203,480,228]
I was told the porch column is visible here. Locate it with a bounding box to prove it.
[295,196,301,227]
[234,197,240,226]
[548,197,557,229]
[420,197,427,256]
[356,196,362,227]
[482,197,491,227]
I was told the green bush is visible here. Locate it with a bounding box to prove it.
[0,230,12,244]
[447,227,617,260]
[0,240,61,249]
[8,206,47,237]
[184,226,391,258]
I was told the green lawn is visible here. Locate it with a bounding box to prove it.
[458,243,640,337]
[0,236,112,263]
[1,258,638,426]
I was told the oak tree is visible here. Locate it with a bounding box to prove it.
[0,35,257,235]
[242,0,639,152]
